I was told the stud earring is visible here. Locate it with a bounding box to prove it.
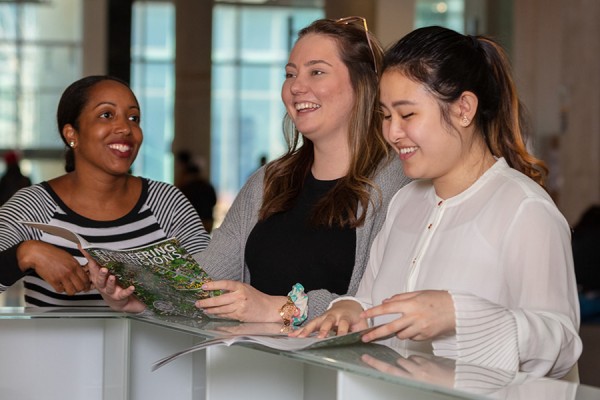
[69,141,75,148]
[461,115,470,126]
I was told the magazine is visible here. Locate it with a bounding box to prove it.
[152,324,379,371]
[22,221,220,318]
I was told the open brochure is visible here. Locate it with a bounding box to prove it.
[22,221,220,318]
[152,325,378,371]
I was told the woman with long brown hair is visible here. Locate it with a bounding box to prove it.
[91,18,409,325]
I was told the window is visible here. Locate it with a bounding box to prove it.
[415,0,464,33]
[0,0,82,181]
[211,4,323,205]
[131,1,176,182]
[130,1,322,200]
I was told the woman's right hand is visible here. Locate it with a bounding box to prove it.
[290,300,368,338]
[16,240,91,295]
[83,249,146,313]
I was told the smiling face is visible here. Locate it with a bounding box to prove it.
[380,70,467,188]
[281,33,355,148]
[64,80,143,176]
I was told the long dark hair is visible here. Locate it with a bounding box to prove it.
[56,75,135,172]
[383,26,547,187]
[260,18,388,228]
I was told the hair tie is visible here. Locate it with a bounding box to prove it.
[287,283,308,326]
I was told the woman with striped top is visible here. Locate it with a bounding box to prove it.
[0,75,209,308]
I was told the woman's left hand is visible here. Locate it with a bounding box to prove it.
[196,280,288,323]
[360,290,455,342]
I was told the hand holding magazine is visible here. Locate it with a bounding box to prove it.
[22,221,220,318]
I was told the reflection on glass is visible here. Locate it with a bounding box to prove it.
[326,347,579,400]
[131,314,582,400]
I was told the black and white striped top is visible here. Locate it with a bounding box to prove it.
[0,178,210,308]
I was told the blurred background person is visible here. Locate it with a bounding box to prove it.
[0,150,32,206]
[175,150,217,233]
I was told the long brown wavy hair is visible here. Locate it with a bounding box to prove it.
[259,18,388,228]
[382,26,547,187]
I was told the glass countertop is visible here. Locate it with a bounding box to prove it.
[2,307,598,400]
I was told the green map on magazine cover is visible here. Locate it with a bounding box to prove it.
[86,238,220,318]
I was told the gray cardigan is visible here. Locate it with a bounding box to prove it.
[194,156,410,321]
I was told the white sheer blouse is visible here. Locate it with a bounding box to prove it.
[351,158,582,378]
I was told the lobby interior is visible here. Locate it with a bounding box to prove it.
[1,0,598,389]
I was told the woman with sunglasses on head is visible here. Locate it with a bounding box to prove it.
[295,26,581,379]
[91,17,410,325]
[0,75,210,308]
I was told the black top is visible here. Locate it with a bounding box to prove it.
[245,173,356,296]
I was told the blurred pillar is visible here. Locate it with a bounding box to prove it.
[172,0,213,177]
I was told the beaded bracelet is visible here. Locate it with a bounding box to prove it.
[288,283,308,326]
